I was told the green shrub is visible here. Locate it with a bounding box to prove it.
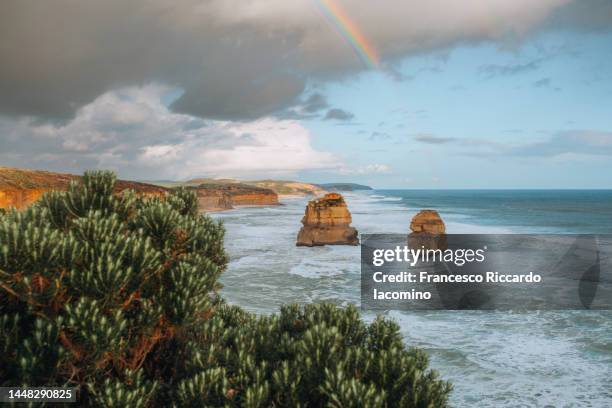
[0,171,451,407]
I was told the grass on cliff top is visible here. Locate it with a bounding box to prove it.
[250,180,324,195]
[0,167,167,194]
[188,182,275,195]
[0,167,76,189]
[152,178,324,195]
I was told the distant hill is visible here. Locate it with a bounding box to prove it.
[248,180,327,197]
[147,178,238,188]
[150,178,374,196]
[318,183,372,191]
[151,178,327,197]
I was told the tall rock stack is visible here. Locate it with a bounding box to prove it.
[409,209,447,250]
[296,193,359,246]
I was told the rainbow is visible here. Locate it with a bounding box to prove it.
[314,0,380,69]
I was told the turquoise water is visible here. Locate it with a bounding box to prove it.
[212,190,612,407]
[375,189,612,234]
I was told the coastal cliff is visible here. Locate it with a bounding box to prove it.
[193,188,234,212]
[176,178,326,198]
[192,183,278,212]
[251,180,327,198]
[296,193,359,246]
[0,167,167,210]
[408,209,447,249]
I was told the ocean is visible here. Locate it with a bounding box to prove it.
[211,190,612,407]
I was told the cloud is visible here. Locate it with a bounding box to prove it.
[455,130,612,158]
[301,93,329,114]
[1,0,595,120]
[369,131,392,141]
[324,108,354,121]
[0,85,338,179]
[533,77,552,88]
[281,95,354,121]
[479,59,543,77]
[339,164,392,175]
[544,0,612,31]
[510,130,612,156]
[414,134,455,144]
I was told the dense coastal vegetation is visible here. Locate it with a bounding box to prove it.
[0,171,451,406]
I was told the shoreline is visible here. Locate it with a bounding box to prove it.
[211,190,612,407]
[202,202,285,213]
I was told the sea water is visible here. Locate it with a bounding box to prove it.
[211,190,612,407]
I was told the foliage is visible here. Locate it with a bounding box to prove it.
[0,171,451,407]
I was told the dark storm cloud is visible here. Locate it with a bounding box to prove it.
[0,0,610,121]
[301,93,329,113]
[0,0,308,120]
[545,0,612,31]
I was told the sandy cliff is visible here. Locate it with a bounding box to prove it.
[296,193,359,246]
[192,183,279,212]
[0,167,168,210]
[193,189,234,212]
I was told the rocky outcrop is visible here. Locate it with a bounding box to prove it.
[0,167,167,210]
[408,210,447,249]
[192,183,278,212]
[193,189,234,212]
[223,184,279,206]
[296,193,359,246]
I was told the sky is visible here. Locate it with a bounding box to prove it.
[1,0,611,188]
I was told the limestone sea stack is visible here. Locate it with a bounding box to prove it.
[408,209,447,250]
[296,193,359,246]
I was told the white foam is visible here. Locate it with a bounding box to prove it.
[211,190,612,407]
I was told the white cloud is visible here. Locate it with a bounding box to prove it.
[0,85,338,180]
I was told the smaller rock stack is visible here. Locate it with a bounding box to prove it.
[296,193,359,246]
[408,209,447,250]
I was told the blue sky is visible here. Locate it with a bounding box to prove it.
[298,31,612,188]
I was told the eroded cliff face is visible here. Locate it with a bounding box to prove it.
[0,188,53,210]
[0,167,167,210]
[193,189,234,212]
[296,193,359,246]
[408,209,447,249]
[193,183,278,212]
